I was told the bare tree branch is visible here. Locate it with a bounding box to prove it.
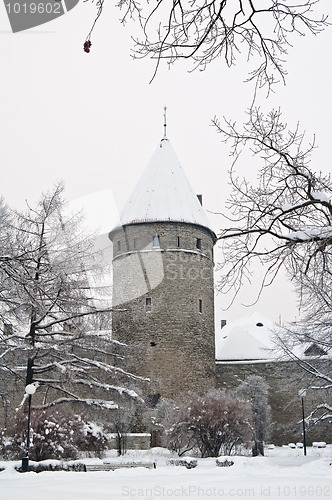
[213,107,332,306]
[84,0,328,89]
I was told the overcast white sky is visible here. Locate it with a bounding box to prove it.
[1,0,331,326]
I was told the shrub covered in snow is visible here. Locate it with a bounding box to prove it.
[15,460,87,473]
[216,459,234,467]
[164,389,253,458]
[167,458,198,469]
[0,407,109,461]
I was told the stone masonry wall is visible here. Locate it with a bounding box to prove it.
[216,359,332,446]
[110,222,216,400]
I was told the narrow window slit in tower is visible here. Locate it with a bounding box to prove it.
[177,236,180,248]
[133,238,137,250]
[199,299,203,314]
[117,240,121,251]
[196,238,202,250]
[153,235,160,248]
[146,297,152,312]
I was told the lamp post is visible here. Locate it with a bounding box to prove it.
[299,389,307,456]
[21,358,35,472]
[21,383,37,472]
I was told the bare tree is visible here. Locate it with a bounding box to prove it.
[237,375,271,456]
[0,184,148,420]
[213,107,331,305]
[110,398,144,455]
[213,108,332,422]
[166,389,252,457]
[0,197,11,249]
[142,397,179,451]
[85,0,328,88]
[0,197,13,325]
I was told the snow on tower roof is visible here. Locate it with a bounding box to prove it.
[112,139,216,237]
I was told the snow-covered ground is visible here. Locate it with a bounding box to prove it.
[1,446,331,500]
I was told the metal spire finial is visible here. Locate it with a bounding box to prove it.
[163,106,167,139]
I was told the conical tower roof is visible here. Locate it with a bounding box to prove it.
[112,138,216,237]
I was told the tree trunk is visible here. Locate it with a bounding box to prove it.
[252,440,264,456]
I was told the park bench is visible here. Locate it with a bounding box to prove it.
[84,462,156,472]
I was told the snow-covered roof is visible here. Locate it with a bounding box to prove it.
[112,139,215,236]
[215,312,331,363]
[215,313,281,362]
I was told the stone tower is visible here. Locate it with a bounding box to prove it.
[109,136,216,401]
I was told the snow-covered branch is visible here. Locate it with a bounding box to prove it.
[69,354,150,383]
[32,397,119,411]
[73,378,144,403]
[306,403,332,427]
